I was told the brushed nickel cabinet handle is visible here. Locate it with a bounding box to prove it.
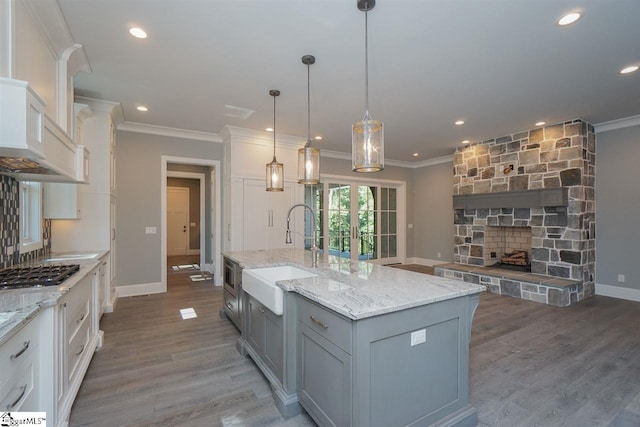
[6,384,27,410]
[78,312,86,323]
[258,307,265,314]
[10,341,30,360]
[76,344,85,356]
[310,315,328,329]
[226,303,232,310]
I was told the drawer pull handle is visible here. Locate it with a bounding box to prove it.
[76,344,85,356]
[310,315,328,329]
[7,384,27,410]
[10,341,30,360]
[258,307,265,314]
[226,303,233,310]
[78,312,86,323]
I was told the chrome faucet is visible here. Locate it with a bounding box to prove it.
[285,203,318,268]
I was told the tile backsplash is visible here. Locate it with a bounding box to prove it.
[0,174,51,270]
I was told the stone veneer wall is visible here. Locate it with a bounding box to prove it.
[0,174,51,270]
[452,119,596,302]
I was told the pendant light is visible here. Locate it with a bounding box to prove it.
[352,0,384,172]
[266,89,284,192]
[298,55,321,184]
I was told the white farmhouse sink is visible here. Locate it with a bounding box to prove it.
[243,266,317,315]
[45,252,100,262]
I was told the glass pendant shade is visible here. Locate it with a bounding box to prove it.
[352,113,384,172]
[266,89,284,192]
[352,0,384,173]
[266,156,284,192]
[298,143,320,184]
[298,54,321,185]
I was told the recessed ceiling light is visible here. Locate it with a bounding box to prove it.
[454,120,465,126]
[620,65,639,75]
[129,27,148,39]
[413,153,419,157]
[265,127,274,132]
[314,136,322,140]
[558,12,581,26]
[462,140,470,144]
[535,121,546,126]
[136,105,148,112]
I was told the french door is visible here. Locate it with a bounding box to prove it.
[305,180,402,264]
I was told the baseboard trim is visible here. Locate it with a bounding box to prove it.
[116,282,164,298]
[405,257,450,267]
[596,283,640,302]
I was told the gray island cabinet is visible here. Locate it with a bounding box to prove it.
[223,249,485,427]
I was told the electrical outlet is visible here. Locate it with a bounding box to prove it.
[618,274,626,283]
[408,223,413,229]
[437,252,441,258]
[145,227,157,235]
[410,329,426,346]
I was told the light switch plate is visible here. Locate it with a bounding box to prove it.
[411,329,426,346]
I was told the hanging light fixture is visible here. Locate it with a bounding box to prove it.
[298,54,321,184]
[352,0,384,172]
[266,89,284,192]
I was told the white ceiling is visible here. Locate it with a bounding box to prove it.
[57,0,640,162]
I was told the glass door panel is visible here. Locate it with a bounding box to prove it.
[357,185,377,260]
[327,183,351,259]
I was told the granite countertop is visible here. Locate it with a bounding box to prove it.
[223,249,486,320]
[0,250,109,346]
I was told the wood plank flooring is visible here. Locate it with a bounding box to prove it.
[69,259,640,426]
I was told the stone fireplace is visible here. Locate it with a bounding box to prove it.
[435,119,596,307]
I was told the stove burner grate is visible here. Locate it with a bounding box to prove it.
[0,264,80,289]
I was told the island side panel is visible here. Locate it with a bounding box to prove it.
[352,295,479,427]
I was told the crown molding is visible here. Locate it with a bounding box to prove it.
[412,154,454,168]
[220,125,307,148]
[594,114,640,133]
[117,121,223,143]
[320,149,453,169]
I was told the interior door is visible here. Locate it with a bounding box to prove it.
[167,187,189,256]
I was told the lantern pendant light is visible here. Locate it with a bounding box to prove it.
[298,55,321,185]
[266,89,284,192]
[352,0,384,172]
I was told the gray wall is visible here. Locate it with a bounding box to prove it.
[116,130,223,287]
[411,161,454,262]
[320,156,415,258]
[595,124,640,290]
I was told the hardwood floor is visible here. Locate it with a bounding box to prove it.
[69,260,640,426]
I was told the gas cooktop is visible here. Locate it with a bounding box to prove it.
[0,264,80,290]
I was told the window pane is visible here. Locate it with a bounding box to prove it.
[388,188,397,210]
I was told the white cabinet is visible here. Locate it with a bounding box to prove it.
[0,315,40,412]
[55,268,99,426]
[242,179,298,251]
[221,126,306,252]
[43,183,82,219]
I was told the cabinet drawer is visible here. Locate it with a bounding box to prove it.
[0,316,38,385]
[298,297,352,353]
[223,290,240,330]
[67,316,90,384]
[0,351,36,411]
[65,281,92,338]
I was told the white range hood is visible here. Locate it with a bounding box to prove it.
[0,78,88,183]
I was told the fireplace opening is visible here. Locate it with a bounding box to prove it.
[484,226,532,271]
[491,250,531,272]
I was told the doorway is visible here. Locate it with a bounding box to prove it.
[161,156,222,290]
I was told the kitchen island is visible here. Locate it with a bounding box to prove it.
[222,249,486,427]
